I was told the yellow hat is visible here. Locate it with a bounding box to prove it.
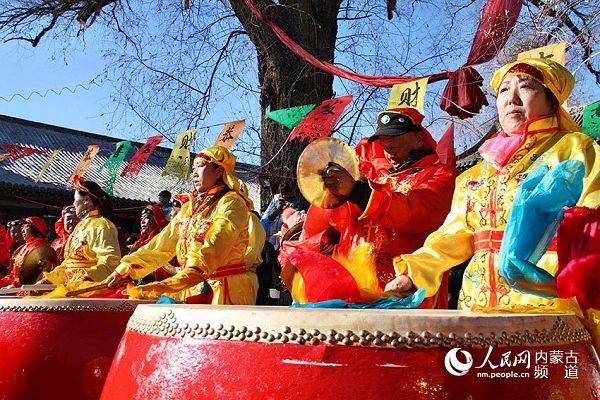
[197,146,253,210]
[491,58,580,132]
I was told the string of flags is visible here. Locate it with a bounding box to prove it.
[0,119,247,196]
[2,43,598,195]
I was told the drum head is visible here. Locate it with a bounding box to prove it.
[19,245,57,285]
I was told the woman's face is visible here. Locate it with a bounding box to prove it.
[21,224,34,240]
[496,75,555,136]
[73,191,90,217]
[191,158,223,192]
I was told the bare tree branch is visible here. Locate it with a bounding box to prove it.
[526,0,600,84]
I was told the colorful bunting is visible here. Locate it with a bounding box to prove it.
[1,144,48,160]
[100,141,132,196]
[66,145,100,184]
[289,95,353,142]
[162,129,197,180]
[387,77,428,114]
[582,100,600,140]
[121,135,164,178]
[214,120,244,149]
[35,149,63,182]
[0,153,10,162]
[436,123,456,166]
[518,42,566,65]
[267,104,316,129]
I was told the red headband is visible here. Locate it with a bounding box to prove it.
[505,63,545,84]
[72,177,103,207]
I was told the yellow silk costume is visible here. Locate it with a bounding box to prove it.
[44,209,121,284]
[394,58,600,314]
[117,185,263,304]
[396,116,600,310]
[116,146,264,304]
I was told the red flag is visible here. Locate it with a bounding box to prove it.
[289,95,353,142]
[436,123,456,167]
[2,144,48,160]
[121,136,163,177]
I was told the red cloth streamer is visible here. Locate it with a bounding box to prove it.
[440,0,522,118]
[556,206,600,309]
[287,247,362,303]
[78,6,102,30]
[243,0,522,119]
[436,123,457,166]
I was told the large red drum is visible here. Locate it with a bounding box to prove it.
[102,306,600,399]
[0,298,146,400]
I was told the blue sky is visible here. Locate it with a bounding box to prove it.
[0,36,112,134]
[0,37,119,137]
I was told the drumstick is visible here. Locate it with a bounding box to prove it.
[65,279,132,297]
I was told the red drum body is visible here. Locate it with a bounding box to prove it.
[102,306,600,400]
[0,298,145,400]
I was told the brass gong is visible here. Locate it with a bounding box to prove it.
[19,245,58,285]
[297,137,360,209]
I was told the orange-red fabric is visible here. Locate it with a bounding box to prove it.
[282,142,459,307]
[24,216,47,238]
[0,237,47,287]
[0,225,8,269]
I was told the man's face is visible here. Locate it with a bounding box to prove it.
[158,195,170,205]
[378,131,424,169]
[63,211,80,234]
[140,213,157,235]
[279,190,292,201]
[8,223,24,243]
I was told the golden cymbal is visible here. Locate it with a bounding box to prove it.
[297,137,360,209]
[282,221,304,242]
[19,245,58,285]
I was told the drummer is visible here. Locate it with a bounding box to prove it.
[1,220,25,279]
[41,180,121,285]
[385,59,600,314]
[0,217,48,288]
[0,223,9,278]
[51,206,80,265]
[128,204,172,284]
[6,219,25,259]
[106,146,265,305]
[280,108,460,307]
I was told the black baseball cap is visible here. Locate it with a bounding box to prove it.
[368,110,422,142]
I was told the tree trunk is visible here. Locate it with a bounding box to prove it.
[228,0,342,210]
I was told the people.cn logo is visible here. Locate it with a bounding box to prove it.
[444,348,474,376]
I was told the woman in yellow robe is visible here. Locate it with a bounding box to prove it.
[43,181,121,284]
[106,146,265,304]
[385,58,600,316]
